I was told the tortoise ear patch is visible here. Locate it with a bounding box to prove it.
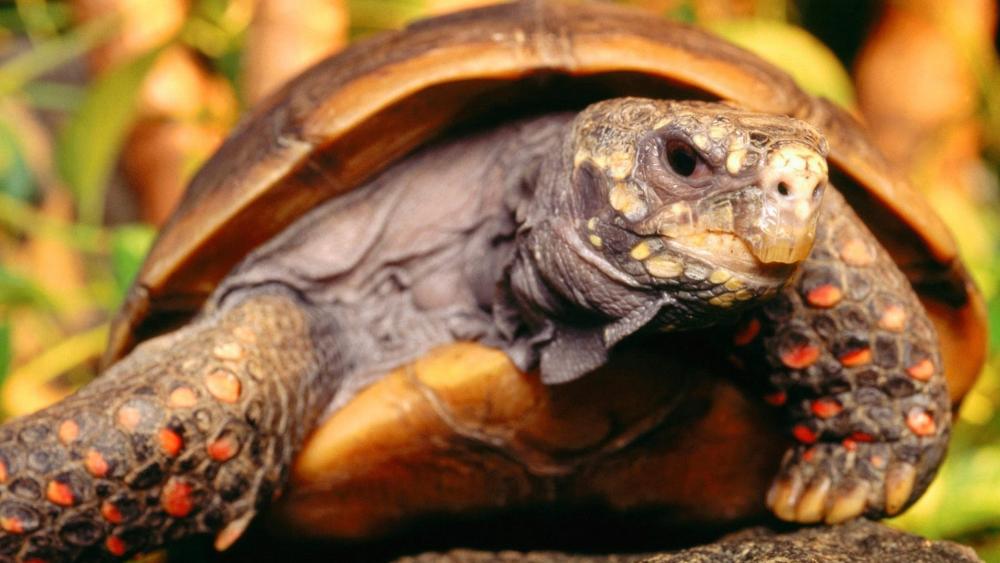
[572,161,607,221]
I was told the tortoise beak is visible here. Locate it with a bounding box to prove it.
[748,144,828,264]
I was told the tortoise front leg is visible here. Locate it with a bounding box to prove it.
[0,289,338,561]
[731,189,950,523]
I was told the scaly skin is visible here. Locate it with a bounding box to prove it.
[0,290,337,561]
[729,188,950,523]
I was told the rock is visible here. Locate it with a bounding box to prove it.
[396,520,981,562]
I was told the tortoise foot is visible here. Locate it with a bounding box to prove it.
[767,438,937,523]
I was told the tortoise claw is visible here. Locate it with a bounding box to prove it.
[825,481,870,524]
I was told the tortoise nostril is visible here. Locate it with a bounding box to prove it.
[778,182,790,197]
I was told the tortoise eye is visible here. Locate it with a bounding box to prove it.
[665,141,701,177]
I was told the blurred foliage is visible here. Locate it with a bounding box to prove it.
[0,0,998,560]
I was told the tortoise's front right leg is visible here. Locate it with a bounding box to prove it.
[730,189,951,524]
[0,289,338,561]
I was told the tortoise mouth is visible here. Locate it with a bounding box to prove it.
[662,232,797,283]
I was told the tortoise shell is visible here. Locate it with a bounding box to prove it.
[104,0,986,539]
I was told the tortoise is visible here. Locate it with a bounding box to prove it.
[0,0,987,560]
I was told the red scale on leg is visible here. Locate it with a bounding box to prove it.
[733,318,761,346]
[793,424,818,444]
[105,536,127,557]
[764,390,787,406]
[850,431,874,443]
[781,344,820,369]
[162,477,194,518]
[811,398,843,418]
[838,347,872,367]
[159,428,184,457]
[208,433,240,462]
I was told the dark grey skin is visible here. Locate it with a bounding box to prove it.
[0,99,948,561]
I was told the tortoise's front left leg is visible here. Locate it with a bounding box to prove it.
[0,288,340,561]
[731,189,951,523]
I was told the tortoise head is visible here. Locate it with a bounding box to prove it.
[568,98,829,319]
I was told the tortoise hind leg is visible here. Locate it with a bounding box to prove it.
[730,188,950,524]
[0,289,338,561]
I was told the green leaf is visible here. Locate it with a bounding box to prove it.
[0,320,9,385]
[0,266,53,311]
[665,0,697,24]
[706,19,856,109]
[989,288,1000,353]
[0,17,112,97]
[0,118,35,201]
[110,224,155,303]
[56,47,162,225]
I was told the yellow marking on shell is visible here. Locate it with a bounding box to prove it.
[644,255,684,278]
[609,182,648,221]
[735,289,754,301]
[709,269,732,284]
[726,149,747,175]
[692,133,709,150]
[587,217,598,231]
[588,234,603,249]
[724,277,745,291]
[630,241,653,261]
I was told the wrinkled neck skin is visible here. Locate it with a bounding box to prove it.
[498,129,690,385]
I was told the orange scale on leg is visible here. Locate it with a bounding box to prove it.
[168,386,199,408]
[85,450,109,478]
[45,480,76,507]
[839,238,874,266]
[806,284,842,308]
[101,501,123,524]
[205,370,241,404]
[57,420,79,444]
[878,304,907,332]
[0,516,23,533]
[907,359,935,381]
[906,409,937,436]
